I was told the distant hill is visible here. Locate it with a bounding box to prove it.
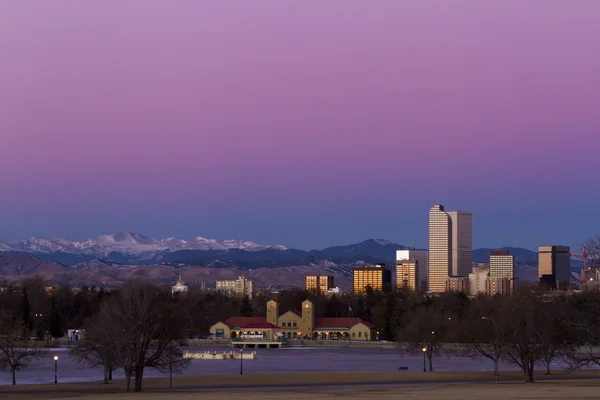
[0,234,583,288]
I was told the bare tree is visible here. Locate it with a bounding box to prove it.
[459,295,509,377]
[0,310,47,385]
[396,302,448,371]
[96,281,190,392]
[583,235,600,267]
[502,286,546,382]
[69,302,119,384]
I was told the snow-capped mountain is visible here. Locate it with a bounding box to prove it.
[0,232,287,256]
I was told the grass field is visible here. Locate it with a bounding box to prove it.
[0,371,599,399]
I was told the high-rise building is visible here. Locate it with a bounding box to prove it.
[396,260,418,292]
[353,264,392,294]
[396,250,429,292]
[446,210,473,277]
[216,275,255,298]
[468,265,489,295]
[538,246,570,290]
[488,278,512,296]
[428,205,452,292]
[490,250,515,280]
[305,275,334,295]
[446,277,470,293]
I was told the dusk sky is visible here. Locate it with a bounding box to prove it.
[1,1,599,250]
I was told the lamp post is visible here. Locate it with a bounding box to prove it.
[422,347,427,372]
[482,317,499,383]
[240,349,244,375]
[53,356,58,384]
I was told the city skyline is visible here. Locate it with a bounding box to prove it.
[2,1,599,250]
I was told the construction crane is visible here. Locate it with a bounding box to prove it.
[569,246,595,289]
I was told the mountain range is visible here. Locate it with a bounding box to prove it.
[0,233,578,288]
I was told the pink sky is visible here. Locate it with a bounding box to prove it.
[1,1,599,249]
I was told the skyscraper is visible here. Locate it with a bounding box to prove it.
[489,250,515,279]
[396,250,429,292]
[428,205,452,292]
[446,210,473,277]
[538,245,570,290]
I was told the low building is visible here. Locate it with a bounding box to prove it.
[216,275,255,299]
[209,299,375,341]
[446,277,470,293]
[469,266,489,296]
[171,276,188,295]
[326,287,342,297]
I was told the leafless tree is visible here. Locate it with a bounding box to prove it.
[69,302,119,384]
[0,309,48,385]
[396,302,449,371]
[459,295,509,376]
[95,281,190,392]
[502,286,548,382]
[583,235,600,267]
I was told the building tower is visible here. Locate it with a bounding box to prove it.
[538,245,570,290]
[301,299,314,337]
[446,210,473,277]
[267,300,279,326]
[428,205,452,292]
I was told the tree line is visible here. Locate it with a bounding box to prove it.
[2,277,600,388]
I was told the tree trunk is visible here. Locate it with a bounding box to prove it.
[12,367,16,385]
[545,358,551,375]
[493,358,499,376]
[134,365,145,392]
[103,366,108,384]
[125,371,132,392]
[109,368,113,381]
[526,359,535,383]
[427,352,433,372]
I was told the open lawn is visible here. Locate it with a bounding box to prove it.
[0,371,600,399]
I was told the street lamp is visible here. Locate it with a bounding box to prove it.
[240,349,244,375]
[482,317,500,383]
[422,347,427,372]
[53,356,58,384]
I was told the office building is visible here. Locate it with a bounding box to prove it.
[305,275,335,295]
[216,275,255,299]
[428,205,452,292]
[488,278,512,296]
[490,250,515,279]
[469,265,489,295]
[446,277,470,293]
[353,264,392,294]
[396,250,429,292]
[446,210,473,277]
[396,260,418,292]
[538,246,571,290]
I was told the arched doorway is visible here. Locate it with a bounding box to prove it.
[231,331,237,339]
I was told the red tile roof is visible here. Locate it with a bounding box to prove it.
[222,317,266,328]
[314,318,375,329]
[242,321,279,329]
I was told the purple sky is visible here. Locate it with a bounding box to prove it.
[1,1,599,250]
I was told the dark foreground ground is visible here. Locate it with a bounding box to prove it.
[1,371,599,399]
